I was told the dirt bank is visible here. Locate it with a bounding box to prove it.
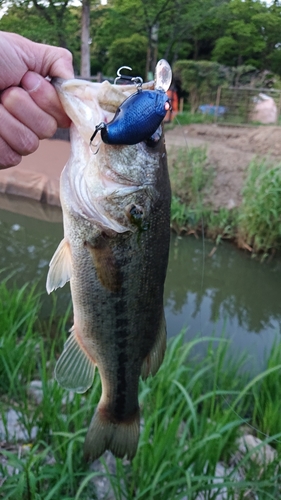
[165,124,281,210]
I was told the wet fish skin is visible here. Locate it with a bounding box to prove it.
[47,79,171,461]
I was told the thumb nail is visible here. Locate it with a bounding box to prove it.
[21,71,41,93]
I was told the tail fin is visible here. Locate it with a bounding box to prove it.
[84,406,140,462]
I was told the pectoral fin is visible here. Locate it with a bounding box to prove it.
[141,311,167,379]
[46,238,72,294]
[55,327,95,393]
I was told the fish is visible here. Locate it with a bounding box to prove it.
[46,75,171,462]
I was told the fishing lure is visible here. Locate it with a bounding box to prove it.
[90,59,172,147]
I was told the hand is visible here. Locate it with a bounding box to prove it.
[0,31,74,169]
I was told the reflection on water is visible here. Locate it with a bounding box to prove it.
[0,199,69,318]
[0,210,62,283]
[165,234,281,370]
[0,198,280,371]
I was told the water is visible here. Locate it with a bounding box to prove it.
[0,195,280,371]
[165,233,281,371]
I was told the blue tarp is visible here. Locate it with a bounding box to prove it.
[199,104,227,116]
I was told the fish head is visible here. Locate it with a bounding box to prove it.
[53,78,170,235]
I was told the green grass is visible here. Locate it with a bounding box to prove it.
[170,146,237,241]
[1,283,281,499]
[172,111,214,127]
[170,147,281,256]
[238,159,281,257]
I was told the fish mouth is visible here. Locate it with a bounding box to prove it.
[52,78,160,154]
[52,78,140,142]
[55,78,160,208]
[52,78,108,145]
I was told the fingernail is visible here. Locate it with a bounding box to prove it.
[21,72,41,93]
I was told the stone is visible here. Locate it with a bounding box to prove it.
[0,409,38,442]
[236,434,277,466]
[27,380,44,404]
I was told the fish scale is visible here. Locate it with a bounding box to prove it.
[46,71,171,462]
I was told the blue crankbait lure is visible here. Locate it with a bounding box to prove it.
[90,59,172,148]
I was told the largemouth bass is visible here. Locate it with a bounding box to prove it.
[47,76,171,461]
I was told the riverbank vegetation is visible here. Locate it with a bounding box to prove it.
[1,283,281,499]
[169,145,281,258]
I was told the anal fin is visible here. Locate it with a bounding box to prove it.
[46,238,72,294]
[141,311,167,379]
[55,327,95,393]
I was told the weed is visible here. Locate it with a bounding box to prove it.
[252,340,281,452]
[170,146,211,204]
[172,111,214,127]
[206,208,238,244]
[1,284,281,499]
[238,159,281,256]
[170,147,238,241]
[170,195,202,231]
[170,147,281,256]
[170,146,216,235]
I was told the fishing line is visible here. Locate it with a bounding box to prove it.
[172,114,205,336]
[171,113,279,447]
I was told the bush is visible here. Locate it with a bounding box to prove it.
[173,60,226,112]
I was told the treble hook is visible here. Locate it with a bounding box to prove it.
[114,66,143,88]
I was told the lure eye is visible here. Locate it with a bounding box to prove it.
[145,126,162,148]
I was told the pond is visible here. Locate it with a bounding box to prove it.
[1,194,280,373]
[165,233,281,372]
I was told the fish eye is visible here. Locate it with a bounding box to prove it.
[126,204,144,223]
[145,126,162,148]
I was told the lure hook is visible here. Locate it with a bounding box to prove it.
[90,123,106,144]
[90,123,106,153]
[114,66,143,88]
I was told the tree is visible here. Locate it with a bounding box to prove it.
[94,0,175,79]
[30,0,74,48]
[3,0,281,79]
[211,0,272,69]
[0,1,81,70]
[157,0,230,64]
[106,33,148,79]
[81,0,90,77]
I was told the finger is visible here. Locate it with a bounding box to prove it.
[1,86,57,139]
[0,104,39,156]
[24,40,74,79]
[41,46,74,79]
[0,136,22,169]
[21,71,71,128]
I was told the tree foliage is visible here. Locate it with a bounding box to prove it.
[106,34,148,79]
[0,2,81,70]
[174,59,281,111]
[1,0,281,79]
[173,60,227,111]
